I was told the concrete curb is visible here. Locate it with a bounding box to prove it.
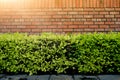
[0,74,120,80]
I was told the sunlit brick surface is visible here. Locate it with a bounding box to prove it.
[0,0,120,33]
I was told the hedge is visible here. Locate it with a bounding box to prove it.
[0,33,120,75]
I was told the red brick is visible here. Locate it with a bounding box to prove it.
[74,29,84,32]
[106,19,112,21]
[31,29,41,32]
[11,29,22,32]
[73,8,84,11]
[115,15,120,18]
[100,19,107,22]
[95,8,105,11]
[34,19,40,22]
[87,19,93,21]
[79,12,89,14]
[1,16,11,18]
[89,12,99,14]
[83,8,94,11]
[116,22,120,24]
[68,25,79,29]
[53,29,63,32]
[63,29,73,32]
[68,12,78,15]
[52,22,62,25]
[84,29,94,32]
[118,19,120,21]
[57,12,67,15]
[105,29,115,32]
[12,16,21,18]
[115,28,120,31]
[99,12,109,14]
[47,26,57,29]
[26,26,37,29]
[52,15,62,18]
[79,0,83,8]
[1,22,12,26]
[110,25,119,28]
[22,16,31,18]
[12,22,22,26]
[14,19,21,22]
[63,22,73,25]
[37,26,47,29]
[71,19,76,21]
[36,12,47,15]
[95,22,104,24]
[105,22,114,25]
[76,19,87,21]
[95,29,105,32]
[21,29,31,32]
[110,12,119,14]
[6,26,17,28]
[84,22,94,25]
[79,25,88,29]
[115,8,120,11]
[94,15,104,18]
[1,29,11,32]
[74,22,84,25]
[0,26,6,28]
[63,8,73,11]
[96,19,102,21]
[31,16,40,18]
[41,29,52,32]
[40,16,52,18]
[19,19,24,22]
[58,26,68,29]
[60,19,70,22]
[72,15,83,18]
[105,8,115,11]
[42,22,51,25]
[22,22,31,25]
[17,26,26,28]
[112,19,117,21]
[105,15,114,18]
[89,25,99,29]
[100,25,109,28]
[84,15,93,18]
[62,15,73,18]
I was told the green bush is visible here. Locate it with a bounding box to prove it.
[0,33,120,75]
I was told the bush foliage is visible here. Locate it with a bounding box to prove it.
[0,33,120,75]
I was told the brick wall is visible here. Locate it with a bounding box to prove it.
[0,0,120,33]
